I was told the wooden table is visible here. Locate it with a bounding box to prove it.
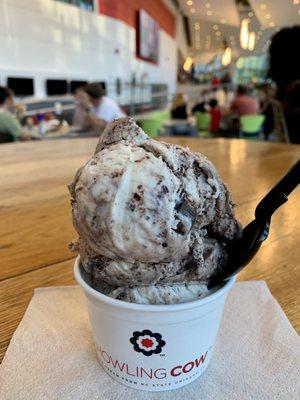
[0,137,299,363]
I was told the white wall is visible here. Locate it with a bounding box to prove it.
[0,0,177,99]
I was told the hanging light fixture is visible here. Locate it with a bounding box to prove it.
[240,18,256,51]
[240,18,249,50]
[222,46,232,66]
[183,57,193,71]
[247,32,256,51]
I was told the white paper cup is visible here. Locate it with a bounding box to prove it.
[74,256,235,392]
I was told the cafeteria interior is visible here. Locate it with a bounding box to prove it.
[0,0,299,396]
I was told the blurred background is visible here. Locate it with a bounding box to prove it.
[0,0,299,143]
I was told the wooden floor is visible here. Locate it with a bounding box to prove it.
[0,137,299,362]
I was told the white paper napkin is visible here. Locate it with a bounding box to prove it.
[1,282,299,400]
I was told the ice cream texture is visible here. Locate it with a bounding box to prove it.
[69,117,241,304]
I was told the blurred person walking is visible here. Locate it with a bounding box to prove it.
[269,26,300,144]
[258,84,288,142]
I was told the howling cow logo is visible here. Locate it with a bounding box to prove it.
[130,330,166,356]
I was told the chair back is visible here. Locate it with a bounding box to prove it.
[140,119,162,138]
[195,112,211,131]
[150,110,170,121]
[139,110,170,137]
[240,114,265,136]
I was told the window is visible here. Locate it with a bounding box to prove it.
[46,79,68,96]
[7,77,34,96]
[55,0,94,12]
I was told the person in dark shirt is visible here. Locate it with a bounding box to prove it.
[259,84,288,142]
[209,99,221,133]
[171,93,188,120]
[281,80,300,144]
[269,26,300,144]
[192,89,209,114]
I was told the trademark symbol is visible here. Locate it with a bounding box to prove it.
[160,354,165,357]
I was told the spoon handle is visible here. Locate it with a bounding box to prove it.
[208,159,300,289]
[255,159,300,222]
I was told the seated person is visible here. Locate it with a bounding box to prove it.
[230,85,258,116]
[74,82,126,131]
[192,89,209,114]
[171,93,188,119]
[0,86,34,142]
[72,86,91,131]
[209,99,222,133]
[192,102,206,114]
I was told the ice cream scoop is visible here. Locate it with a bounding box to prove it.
[69,117,242,303]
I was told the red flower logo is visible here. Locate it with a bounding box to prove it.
[130,330,166,356]
[141,338,153,348]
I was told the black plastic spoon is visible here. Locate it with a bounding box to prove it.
[208,159,300,289]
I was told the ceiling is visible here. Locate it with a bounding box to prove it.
[180,0,240,26]
[177,0,299,63]
[248,0,300,28]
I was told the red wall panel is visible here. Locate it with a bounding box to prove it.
[99,0,175,38]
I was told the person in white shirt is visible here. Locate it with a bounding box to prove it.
[75,82,125,131]
[211,86,226,110]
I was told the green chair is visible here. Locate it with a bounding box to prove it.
[139,110,170,138]
[158,110,171,121]
[149,110,170,123]
[240,114,265,139]
[195,112,211,137]
[140,118,162,138]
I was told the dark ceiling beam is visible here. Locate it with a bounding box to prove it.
[183,15,192,47]
[170,0,180,10]
[170,0,192,49]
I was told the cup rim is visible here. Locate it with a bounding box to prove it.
[74,255,235,312]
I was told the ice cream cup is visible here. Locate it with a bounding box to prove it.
[74,256,235,392]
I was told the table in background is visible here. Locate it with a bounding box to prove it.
[0,137,299,362]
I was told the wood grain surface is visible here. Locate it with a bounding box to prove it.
[0,137,299,362]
